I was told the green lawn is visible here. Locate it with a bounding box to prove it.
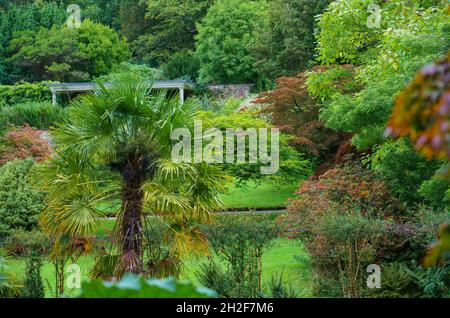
[7,238,312,298]
[95,180,299,215]
[221,181,298,210]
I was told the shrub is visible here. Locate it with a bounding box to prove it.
[370,139,441,205]
[311,213,385,297]
[21,250,45,298]
[0,159,45,237]
[0,102,66,131]
[418,175,450,209]
[407,263,450,298]
[196,261,234,298]
[0,125,52,165]
[365,262,421,298]
[196,110,313,185]
[279,163,403,235]
[263,272,298,298]
[278,162,443,297]
[3,229,51,255]
[199,214,280,297]
[369,262,450,298]
[0,82,51,107]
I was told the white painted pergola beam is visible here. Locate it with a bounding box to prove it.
[47,80,190,105]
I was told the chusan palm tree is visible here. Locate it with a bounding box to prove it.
[34,77,229,277]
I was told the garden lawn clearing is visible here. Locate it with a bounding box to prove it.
[221,181,298,210]
[7,238,312,298]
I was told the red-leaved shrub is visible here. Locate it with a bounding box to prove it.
[253,68,343,158]
[0,125,52,165]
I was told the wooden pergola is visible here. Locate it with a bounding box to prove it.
[47,80,191,105]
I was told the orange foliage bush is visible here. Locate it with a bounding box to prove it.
[279,163,403,236]
[0,125,52,165]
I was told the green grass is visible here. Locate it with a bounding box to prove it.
[7,238,312,298]
[183,238,312,297]
[94,180,299,215]
[221,181,298,210]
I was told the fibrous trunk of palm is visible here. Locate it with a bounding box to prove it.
[117,158,146,275]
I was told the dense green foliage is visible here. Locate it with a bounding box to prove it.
[0,1,67,83]
[0,159,44,237]
[195,0,267,83]
[136,0,213,66]
[21,250,45,298]
[197,109,313,185]
[0,102,66,132]
[369,139,443,205]
[252,0,331,78]
[280,163,448,297]
[315,2,449,150]
[0,82,51,107]
[0,0,448,300]
[163,50,201,80]
[8,20,130,82]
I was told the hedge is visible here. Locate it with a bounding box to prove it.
[0,82,52,106]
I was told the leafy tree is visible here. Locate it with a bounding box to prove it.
[316,3,449,150]
[8,20,131,82]
[195,0,267,84]
[386,48,450,268]
[387,51,450,160]
[34,78,228,277]
[0,1,67,82]
[253,69,343,159]
[251,0,331,78]
[63,0,122,30]
[0,159,45,238]
[196,109,313,185]
[135,0,213,66]
[315,0,383,65]
[163,50,200,80]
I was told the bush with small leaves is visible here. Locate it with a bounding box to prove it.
[0,159,45,237]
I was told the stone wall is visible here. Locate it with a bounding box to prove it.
[205,84,254,99]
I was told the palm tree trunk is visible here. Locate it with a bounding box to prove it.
[118,159,145,275]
